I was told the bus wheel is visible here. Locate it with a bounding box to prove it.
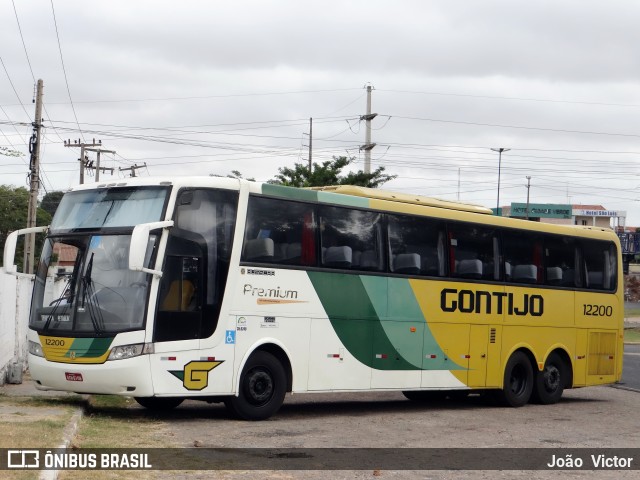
[134,397,184,410]
[225,351,287,421]
[532,352,566,405]
[498,351,533,407]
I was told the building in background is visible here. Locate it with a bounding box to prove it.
[499,203,626,230]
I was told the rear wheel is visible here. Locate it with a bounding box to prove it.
[134,397,184,410]
[532,352,567,404]
[497,351,533,407]
[225,351,287,421]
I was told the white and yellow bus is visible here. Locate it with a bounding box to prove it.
[3,177,623,420]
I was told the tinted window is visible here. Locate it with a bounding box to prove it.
[544,236,577,287]
[449,223,498,280]
[388,215,445,276]
[319,205,383,271]
[502,230,543,284]
[243,196,317,266]
[583,240,617,291]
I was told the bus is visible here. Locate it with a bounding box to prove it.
[3,177,623,420]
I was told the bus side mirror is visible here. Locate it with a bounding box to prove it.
[2,226,49,275]
[129,220,174,277]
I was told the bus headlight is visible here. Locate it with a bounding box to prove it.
[107,343,154,361]
[28,340,44,358]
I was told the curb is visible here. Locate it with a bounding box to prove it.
[39,401,87,480]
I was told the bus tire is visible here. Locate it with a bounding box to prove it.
[225,351,287,421]
[498,351,533,407]
[532,352,566,405]
[134,397,184,410]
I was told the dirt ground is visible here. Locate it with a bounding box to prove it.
[124,385,640,480]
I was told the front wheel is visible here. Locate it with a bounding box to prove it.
[134,396,184,410]
[532,352,567,405]
[225,351,287,421]
[497,351,533,407]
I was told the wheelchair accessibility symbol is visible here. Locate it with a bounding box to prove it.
[225,330,236,344]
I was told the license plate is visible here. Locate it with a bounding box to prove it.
[65,372,83,382]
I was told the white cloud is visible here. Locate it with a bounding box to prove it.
[1,0,640,223]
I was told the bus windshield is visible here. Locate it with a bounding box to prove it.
[51,186,169,231]
[30,234,157,335]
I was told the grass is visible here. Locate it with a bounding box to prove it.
[625,307,640,317]
[58,395,184,480]
[68,395,172,449]
[0,396,82,480]
[625,328,640,343]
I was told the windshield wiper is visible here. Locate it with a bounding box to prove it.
[82,252,106,334]
[42,275,73,332]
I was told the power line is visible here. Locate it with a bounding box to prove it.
[378,88,640,109]
[50,0,84,141]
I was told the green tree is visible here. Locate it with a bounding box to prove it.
[41,190,65,218]
[0,146,23,157]
[269,156,396,188]
[0,185,51,270]
[211,170,256,181]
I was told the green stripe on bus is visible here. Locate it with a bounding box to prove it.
[308,272,465,371]
[317,191,370,208]
[68,337,114,358]
[262,184,319,202]
[261,183,370,208]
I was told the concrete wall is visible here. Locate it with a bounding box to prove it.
[0,272,33,385]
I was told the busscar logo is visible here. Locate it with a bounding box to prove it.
[246,269,275,276]
[8,450,39,468]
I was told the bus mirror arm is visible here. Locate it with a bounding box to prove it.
[129,220,174,277]
[2,226,49,275]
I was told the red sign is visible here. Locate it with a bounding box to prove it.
[65,372,83,382]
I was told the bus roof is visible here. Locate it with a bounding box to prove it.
[309,185,494,215]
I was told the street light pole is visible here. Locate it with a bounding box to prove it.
[491,147,510,215]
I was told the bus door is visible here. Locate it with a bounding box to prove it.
[150,230,207,393]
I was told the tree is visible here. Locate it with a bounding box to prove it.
[41,191,65,218]
[0,146,23,157]
[0,185,51,269]
[211,170,255,181]
[269,156,396,188]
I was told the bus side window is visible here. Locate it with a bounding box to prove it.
[582,240,617,291]
[502,230,543,284]
[388,214,445,276]
[242,196,317,266]
[449,224,497,280]
[320,206,383,271]
[544,236,576,287]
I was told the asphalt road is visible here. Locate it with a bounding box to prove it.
[620,343,640,391]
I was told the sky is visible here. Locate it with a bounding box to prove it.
[2,0,640,224]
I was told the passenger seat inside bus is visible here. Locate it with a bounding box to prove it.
[323,246,352,268]
[512,264,537,283]
[457,259,483,279]
[546,267,563,285]
[393,253,421,275]
[244,238,275,261]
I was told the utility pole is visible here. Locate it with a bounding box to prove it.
[119,163,146,178]
[64,138,103,184]
[491,147,510,215]
[24,79,43,274]
[360,84,377,174]
[525,176,532,220]
[308,117,312,174]
[84,147,116,181]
